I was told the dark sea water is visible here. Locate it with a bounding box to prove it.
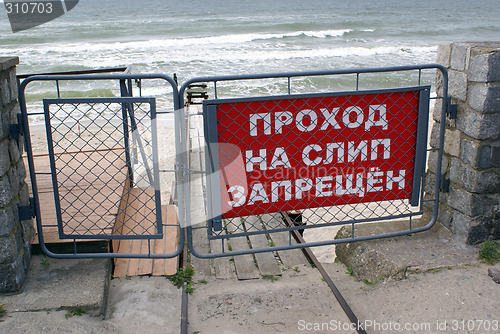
[1,0,500,105]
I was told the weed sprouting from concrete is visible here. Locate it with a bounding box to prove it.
[168,266,195,294]
[363,279,376,286]
[185,284,195,294]
[40,259,50,269]
[262,275,279,282]
[65,307,86,319]
[479,241,500,265]
[0,304,6,320]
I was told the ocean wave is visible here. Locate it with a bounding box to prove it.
[23,89,116,103]
[1,29,352,54]
[15,44,435,70]
[146,45,437,63]
[4,42,435,69]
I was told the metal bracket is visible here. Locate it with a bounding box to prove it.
[18,197,36,221]
[210,216,223,232]
[447,98,458,120]
[9,113,23,140]
[440,175,450,193]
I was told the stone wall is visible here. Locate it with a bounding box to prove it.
[427,42,500,244]
[0,57,32,293]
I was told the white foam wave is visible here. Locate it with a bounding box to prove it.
[0,29,352,55]
[144,45,437,63]
[5,41,436,68]
[13,45,435,70]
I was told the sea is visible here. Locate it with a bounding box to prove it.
[1,0,500,109]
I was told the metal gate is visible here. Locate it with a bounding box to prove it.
[18,70,184,259]
[17,64,449,259]
[179,64,449,258]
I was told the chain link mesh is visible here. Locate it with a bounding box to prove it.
[45,99,162,239]
[206,89,426,239]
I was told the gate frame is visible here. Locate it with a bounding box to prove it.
[18,72,185,259]
[179,64,449,259]
[16,64,450,260]
[43,96,164,240]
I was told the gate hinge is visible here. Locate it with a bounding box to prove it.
[446,98,458,120]
[18,197,36,221]
[440,175,450,193]
[9,113,24,140]
[210,216,223,232]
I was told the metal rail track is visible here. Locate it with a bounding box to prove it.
[284,214,368,334]
[179,219,368,334]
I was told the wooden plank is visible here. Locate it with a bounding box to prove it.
[113,239,133,278]
[262,213,310,268]
[121,189,144,277]
[245,216,282,276]
[54,151,126,174]
[210,238,234,279]
[135,190,157,275]
[122,188,158,276]
[151,204,181,277]
[33,226,114,245]
[226,222,260,280]
[49,142,125,156]
[27,151,126,193]
[152,205,168,276]
[25,148,128,244]
[31,174,125,192]
[115,204,180,278]
[137,188,158,235]
[118,188,154,236]
[164,205,180,276]
[28,148,125,175]
[112,178,131,251]
[32,208,117,244]
[56,189,125,207]
[136,239,154,276]
[125,243,142,276]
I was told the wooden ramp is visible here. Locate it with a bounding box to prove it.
[25,149,180,277]
[26,148,127,244]
[113,204,179,277]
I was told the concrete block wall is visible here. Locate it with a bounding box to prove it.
[427,42,500,244]
[0,57,33,293]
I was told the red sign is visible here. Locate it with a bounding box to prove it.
[205,88,427,219]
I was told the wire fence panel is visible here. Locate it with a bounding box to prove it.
[19,72,184,259]
[43,97,162,239]
[206,87,429,222]
[180,65,448,258]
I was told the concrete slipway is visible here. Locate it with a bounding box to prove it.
[0,222,499,334]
